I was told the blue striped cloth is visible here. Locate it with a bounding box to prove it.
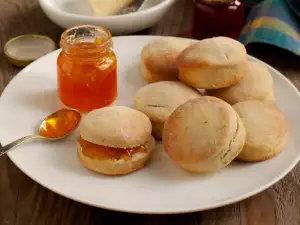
[239,0,300,56]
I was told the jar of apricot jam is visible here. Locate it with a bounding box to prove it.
[192,0,244,40]
[57,25,117,112]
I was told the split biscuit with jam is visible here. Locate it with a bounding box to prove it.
[78,106,155,175]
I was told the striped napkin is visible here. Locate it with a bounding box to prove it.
[239,0,300,56]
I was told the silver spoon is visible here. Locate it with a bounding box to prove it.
[137,0,162,11]
[118,0,144,14]
[118,0,162,14]
[0,108,81,157]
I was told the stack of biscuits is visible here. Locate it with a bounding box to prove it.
[134,36,289,173]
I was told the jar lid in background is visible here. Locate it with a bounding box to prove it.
[4,34,56,68]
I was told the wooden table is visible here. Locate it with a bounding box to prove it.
[1,1,300,224]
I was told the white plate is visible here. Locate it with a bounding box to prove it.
[0,36,300,214]
[38,0,176,35]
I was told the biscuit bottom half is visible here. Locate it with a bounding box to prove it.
[77,136,155,175]
[78,136,148,160]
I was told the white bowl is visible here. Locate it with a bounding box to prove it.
[39,0,176,35]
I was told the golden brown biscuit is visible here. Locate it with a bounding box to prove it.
[163,96,246,173]
[134,81,201,139]
[141,37,196,83]
[177,36,248,89]
[209,61,274,104]
[233,100,288,162]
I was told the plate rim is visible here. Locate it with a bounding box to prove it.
[1,35,300,214]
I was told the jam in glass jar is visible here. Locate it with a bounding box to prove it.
[57,25,117,112]
[192,0,244,40]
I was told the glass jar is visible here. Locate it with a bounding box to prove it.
[57,25,117,112]
[192,0,244,40]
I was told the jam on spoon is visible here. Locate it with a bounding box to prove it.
[0,108,81,157]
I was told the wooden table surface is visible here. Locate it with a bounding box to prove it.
[1,0,300,224]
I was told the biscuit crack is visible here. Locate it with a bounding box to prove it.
[146,104,170,109]
[147,104,164,108]
[221,115,239,161]
[224,52,229,60]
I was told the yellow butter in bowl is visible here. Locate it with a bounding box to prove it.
[89,0,133,16]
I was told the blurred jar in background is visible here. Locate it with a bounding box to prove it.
[192,0,245,40]
[244,0,263,17]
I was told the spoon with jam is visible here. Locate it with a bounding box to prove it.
[0,108,81,157]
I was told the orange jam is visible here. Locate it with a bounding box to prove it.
[39,109,81,138]
[57,25,117,112]
[78,136,148,160]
